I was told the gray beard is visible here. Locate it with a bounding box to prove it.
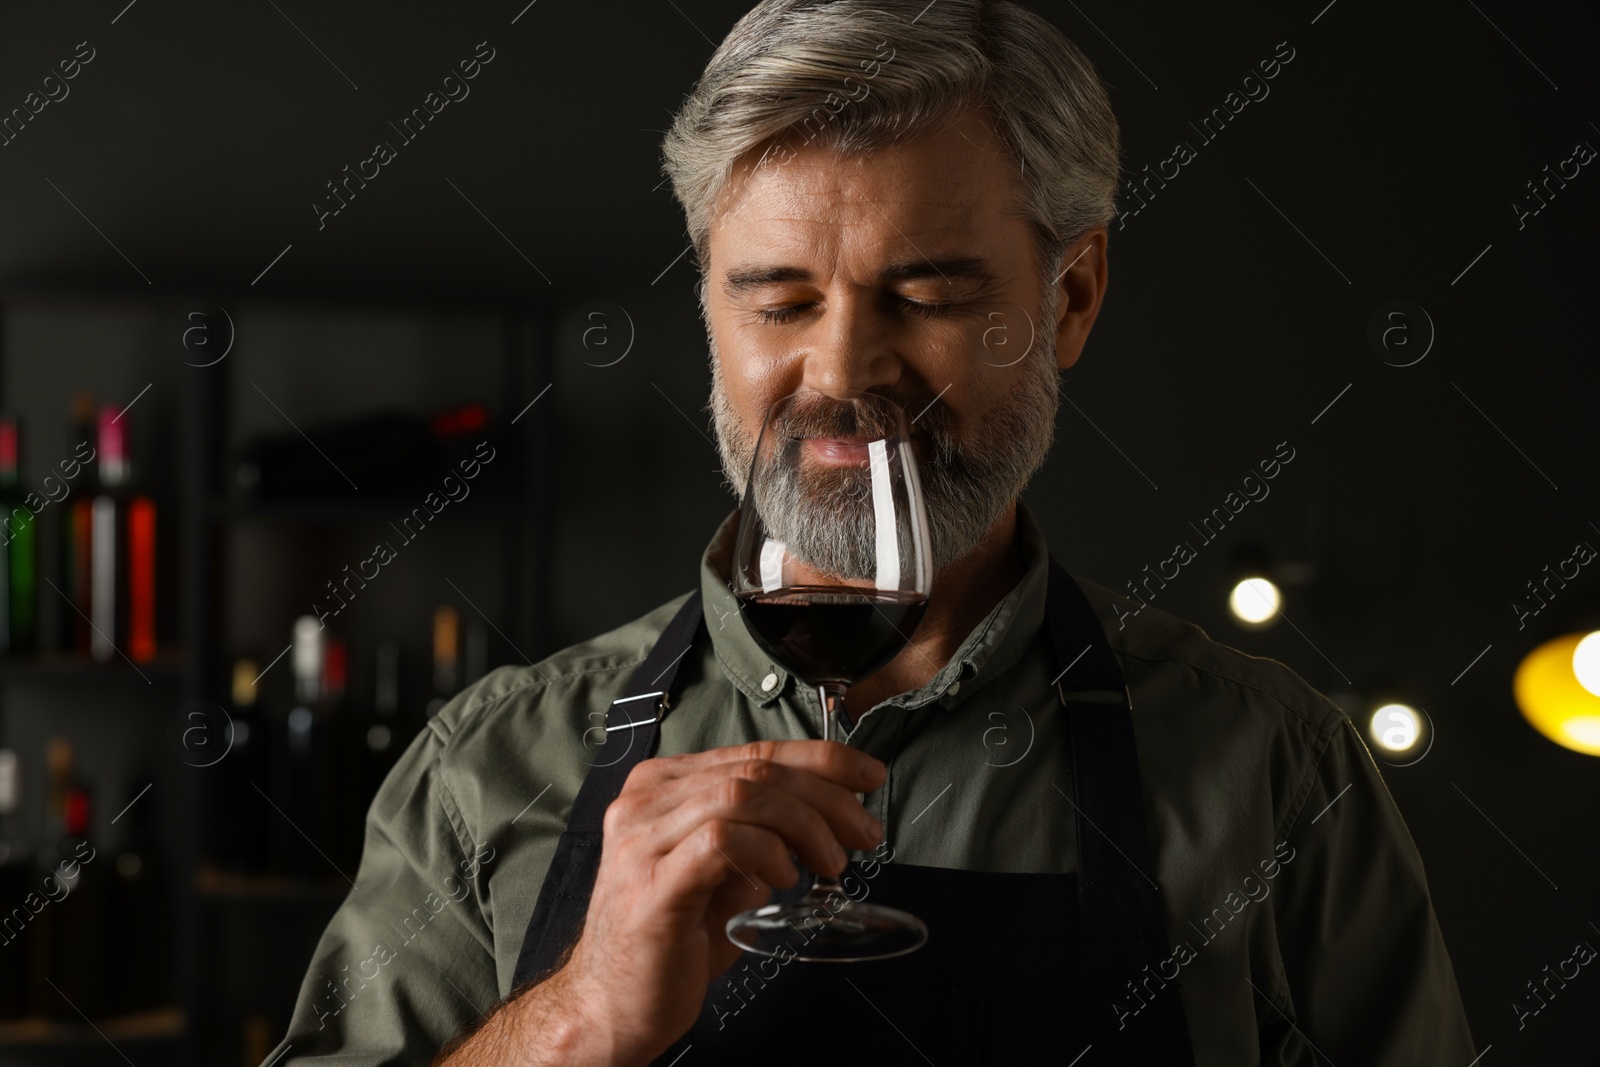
[707,298,1061,580]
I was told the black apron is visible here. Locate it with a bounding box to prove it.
[512,560,1196,1064]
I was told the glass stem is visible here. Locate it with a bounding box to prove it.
[812,682,851,899]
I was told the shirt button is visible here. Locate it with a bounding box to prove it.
[947,680,961,696]
[761,672,778,693]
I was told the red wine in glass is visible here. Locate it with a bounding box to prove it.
[738,587,928,691]
[725,389,933,962]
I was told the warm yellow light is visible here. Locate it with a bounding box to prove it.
[1562,716,1600,747]
[1514,633,1600,757]
[1370,704,1421,752]
[1228,577,1281,625]
[1572,631,1600,697]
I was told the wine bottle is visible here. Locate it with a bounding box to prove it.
[67,391,97,476]
[103,775,170,1016]
[320,635,350,867]
[206,657,273,873]
[233,656,273,872]
[0,749,35,1018]
[0,416,38,655]
[349,642,402,851]
[127,497,157,663]
[22,739,72,1013]
[87,406,120,661]
[27,739,71,1011]
[33,743,105,1019]
[276,617,329,877]
[426,605,460,717]
[89,404,157,663]
[62,392,96,654]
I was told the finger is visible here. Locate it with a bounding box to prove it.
[709,757,882,853]
[644,769,864,877]
[660,738,887,792]
[656,818,800,905]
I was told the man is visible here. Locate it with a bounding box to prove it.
[269,1,1476,1064]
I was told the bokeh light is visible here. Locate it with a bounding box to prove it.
[1514,632,1600,757]
[1571,631,1600,697]
[1228,577,1281,626]
[1370,703,1422,752]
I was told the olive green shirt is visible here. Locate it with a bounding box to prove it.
[267,502,1475,1065]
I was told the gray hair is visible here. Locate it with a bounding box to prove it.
[661,0,1121,287]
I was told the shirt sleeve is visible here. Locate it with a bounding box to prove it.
[260,706,501,1067]
[1263,714,1477,1064]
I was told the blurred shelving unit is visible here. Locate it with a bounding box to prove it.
[0,649,187,679]
[0,286,551,1066]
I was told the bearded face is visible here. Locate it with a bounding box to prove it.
[708,286,1061,580]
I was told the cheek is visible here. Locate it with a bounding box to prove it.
[973,304,1041,366]
[953,364,1040,442]
[917,325,1003,414]
[714,331,799,425]
[743,363,798,418]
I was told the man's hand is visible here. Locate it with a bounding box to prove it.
[436,739,886,1067]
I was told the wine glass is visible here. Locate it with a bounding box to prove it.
[724,388,932,962]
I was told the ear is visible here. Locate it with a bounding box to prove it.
[1052,228,1109,371]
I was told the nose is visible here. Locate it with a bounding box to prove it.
[800,290,902,400]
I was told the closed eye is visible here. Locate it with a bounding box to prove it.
[755,304,813,325]
[754,298,954,325]
[899,298,953,319]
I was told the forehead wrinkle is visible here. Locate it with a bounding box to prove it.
[713,122,1033,286]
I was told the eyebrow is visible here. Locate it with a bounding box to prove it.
[721,257,1000,297]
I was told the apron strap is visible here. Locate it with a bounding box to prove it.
[1046,559,1195,1060]
[510,591,706,987]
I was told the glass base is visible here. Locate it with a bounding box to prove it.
[727,893,928,962]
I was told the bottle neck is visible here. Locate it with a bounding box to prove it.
[97,406,129,487]
[0,418,18,489]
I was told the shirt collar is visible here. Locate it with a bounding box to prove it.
[699,501,1052,711]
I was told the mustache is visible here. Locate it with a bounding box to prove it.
[771,390,952,442]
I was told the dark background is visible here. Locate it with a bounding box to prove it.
[0,0,1595,1062]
